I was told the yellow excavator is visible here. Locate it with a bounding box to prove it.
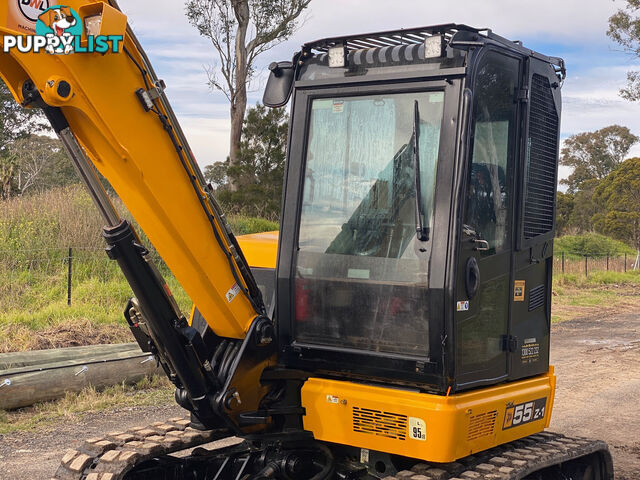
[0,1,614,479]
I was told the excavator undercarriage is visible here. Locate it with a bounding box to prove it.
[53,417,612,480]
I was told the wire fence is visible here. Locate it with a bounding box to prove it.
[0,247,167,308]
[553,252,640,277]
[1,248,638,308]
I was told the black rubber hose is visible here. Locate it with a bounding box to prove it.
[218,343,239,383]
[308,444,335,480]
[210,340,228,371]
[252,462,280,479]
[216,342,234,382]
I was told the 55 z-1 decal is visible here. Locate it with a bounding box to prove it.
[503,398,547,430]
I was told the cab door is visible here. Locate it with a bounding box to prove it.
[455,50,522,390]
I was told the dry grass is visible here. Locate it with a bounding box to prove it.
[0,185,112,255]
[551,284,640,323]
[0,319,131,353]
[0,186,184,352]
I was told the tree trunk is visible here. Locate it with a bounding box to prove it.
[229,96,246,191]
[228,0,250,192]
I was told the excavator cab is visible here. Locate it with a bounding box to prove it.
[267,25,563,394]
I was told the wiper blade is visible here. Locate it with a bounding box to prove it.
[413,100,429,241]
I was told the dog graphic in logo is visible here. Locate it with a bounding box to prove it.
[37,6,80,54]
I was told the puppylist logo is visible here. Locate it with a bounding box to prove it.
[3,5,123,55]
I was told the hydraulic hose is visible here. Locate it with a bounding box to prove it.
[308,444,335,480]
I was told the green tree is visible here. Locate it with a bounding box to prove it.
[555,191,574,235]
[567,179,603,233]
[559,125,638,193]
[608,1,640,100]
[186,0,310,191]
[0,80,46,147]
[554,233,636,258]
[8,135,76,195]
[593,157,640,251]
[204,161,229,190]
[205,103,288,218]
[0,81,51,198]
[0,152,17,199]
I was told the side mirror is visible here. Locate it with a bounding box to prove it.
[263,61,294,108]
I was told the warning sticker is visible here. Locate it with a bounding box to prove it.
[409,417,426,441]
[456,300,469,311]
[332,100,344,113]
[225,283,241,303]
[360,448,369,463]
[326,395,339,404]
[513,280,525,302]
[312,99,332,110]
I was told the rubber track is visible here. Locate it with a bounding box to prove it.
[52,421,612,480]
[52,416,227,480]
[380,432,612,480]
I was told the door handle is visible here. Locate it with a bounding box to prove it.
[465,256,480,299]
[473,239,490,251]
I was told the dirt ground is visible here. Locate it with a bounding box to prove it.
[0,303,638,479]
[549,310,640,479]
[0,404,185,479]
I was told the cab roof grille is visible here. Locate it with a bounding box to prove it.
[301,24,566,80]
[303,24,484,54]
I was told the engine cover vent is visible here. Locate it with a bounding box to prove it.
[467,410,497,441]
[528,284,546,311]
[352,406,407,440]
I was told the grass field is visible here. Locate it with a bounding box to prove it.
[0,186,277,352]
[551,271,640,323]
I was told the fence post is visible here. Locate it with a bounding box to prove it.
[584,255,588,277]
[625,253,627,273]
[67,247,72,306]
[561,252,565,274]
[606,255,609,271]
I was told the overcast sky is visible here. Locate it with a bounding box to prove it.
[118,0,640,183]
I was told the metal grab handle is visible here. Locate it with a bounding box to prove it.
[473,239,490,251]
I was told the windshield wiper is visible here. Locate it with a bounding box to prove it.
[413,100,429,241]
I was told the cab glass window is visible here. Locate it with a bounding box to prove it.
[294,91,444,356]
[465,53,519,255]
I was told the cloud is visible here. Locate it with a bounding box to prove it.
[117,0,640,173]
[179,117,230,167]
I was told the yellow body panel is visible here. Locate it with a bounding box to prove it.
[0,1,257,338]
[236,231,279,269]
[302,368,556,463]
